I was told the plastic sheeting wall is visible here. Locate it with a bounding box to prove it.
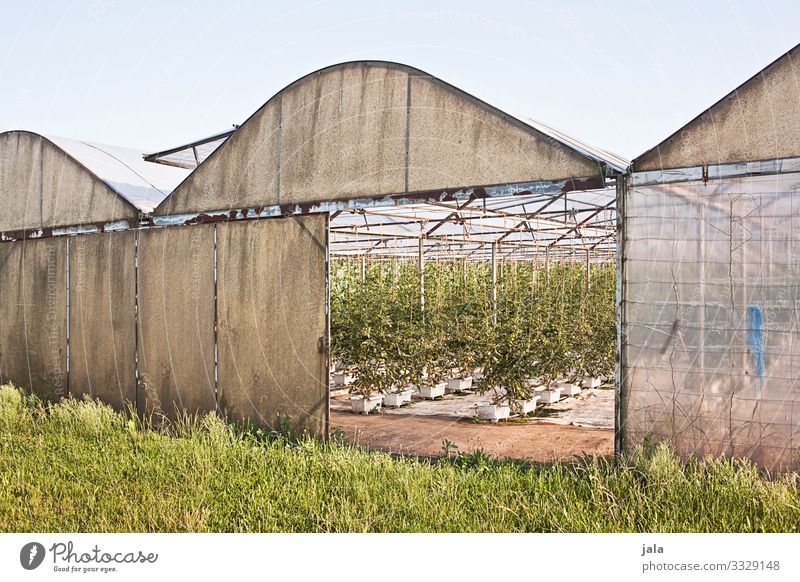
[217,215,328,435]
[0,238,67,400]
[621,172,800,470]
[0,215,328,437]
[69,231,136,409]
[137,225,217,419]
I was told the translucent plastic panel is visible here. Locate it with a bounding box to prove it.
[621,173,800,470]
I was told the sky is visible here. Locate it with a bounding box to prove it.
[0,0,798,160]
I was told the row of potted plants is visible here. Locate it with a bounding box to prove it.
[330,257,615,409]
[342,372,605,418]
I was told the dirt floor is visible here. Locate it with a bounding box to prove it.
[330,411,614,462]
[329,383,615,462]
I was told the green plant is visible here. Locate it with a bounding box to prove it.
[2,385,799,533]
[330,257,617,403]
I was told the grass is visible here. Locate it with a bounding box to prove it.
[1,384,799,532]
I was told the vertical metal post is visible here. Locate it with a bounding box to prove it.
[418,236,425,315]
[65,237,71,397]
[498,242,504,282]
[391,255,398,289]
[324,214,331,439]
[360,255,366,288]
[698,201,706,444]
[545,245,550,287]
[491,241,497,325]
[133,230,141,416]
[585,249,591,292]
[615,175,627,457]
[213,224,219,409]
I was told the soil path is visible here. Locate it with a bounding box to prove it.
[330,411,614,462]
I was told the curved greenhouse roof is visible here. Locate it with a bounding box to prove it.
[154,61,627,217]
[0,130,189,236]
[47,135,190,212]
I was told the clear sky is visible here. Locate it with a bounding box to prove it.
[1,0,798,160]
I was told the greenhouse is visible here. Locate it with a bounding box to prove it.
[0,61,624,448]
[0,130,189,410]
[2,50,799,469]
[621,43,800,470]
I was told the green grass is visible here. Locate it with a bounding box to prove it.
[1,384,799,532]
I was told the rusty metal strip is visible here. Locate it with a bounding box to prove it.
[151,175,606,228]
[0,220,130,243]
[0,176,607,244]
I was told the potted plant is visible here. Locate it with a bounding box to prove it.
[510,393,540,415]
[538,384,563,404]
[383,386,414,408]
[581,376,602,388]
[446,375,473,393]
[476,399,511,422]
[557,380,581,397]
[333,371,355,386]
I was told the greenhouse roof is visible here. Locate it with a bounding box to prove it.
[47,135,190,212]
[329,185,616,262]
[141,117,628,175]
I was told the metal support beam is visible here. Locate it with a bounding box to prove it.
[545,245,550,287]
[491,241,498,325]
[418,236,425,315]
[585,249,591,291]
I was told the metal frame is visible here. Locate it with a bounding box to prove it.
[328,182,618,262]
[143,129,236,169]
[0,175,615,261]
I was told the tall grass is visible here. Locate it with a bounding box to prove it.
[1,384,798,532]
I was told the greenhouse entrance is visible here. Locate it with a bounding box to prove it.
[0,76,626,464]
[325,185,618,461]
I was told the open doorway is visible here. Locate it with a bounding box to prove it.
[326,185,617,462]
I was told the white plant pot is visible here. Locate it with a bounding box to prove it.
[446,376,473,392]
[472,370,485,381]
[581,376,602,388]
[333,373,355,386]
[558,382,581,397]
[417,382,446,399]
[513,396,540,415]
[383,390,413,408]
[476,402,511,423]
[350,394,383,414]
[538,388,562,404]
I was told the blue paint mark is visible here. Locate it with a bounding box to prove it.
[747,305,764,379]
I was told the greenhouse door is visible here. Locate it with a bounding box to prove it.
[215,214,329,437]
